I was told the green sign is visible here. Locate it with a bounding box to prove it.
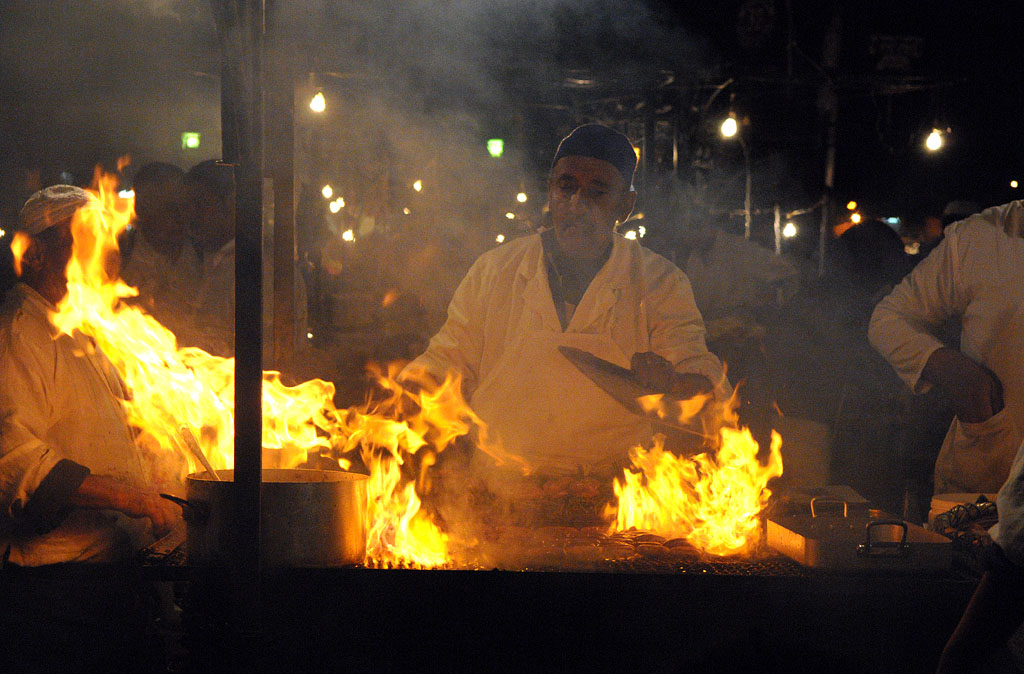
[181,132,201,150]
[487,138,504,158]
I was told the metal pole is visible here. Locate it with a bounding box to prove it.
[774,203,782,256]
[741,136,752,240]
[213,1,263,670]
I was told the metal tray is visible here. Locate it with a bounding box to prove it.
[766,499,951,572]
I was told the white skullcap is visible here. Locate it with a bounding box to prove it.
[18,185,98,237]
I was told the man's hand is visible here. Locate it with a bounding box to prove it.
[631,352,713,400]
[72,475,183,538]
[922,347,1004,423]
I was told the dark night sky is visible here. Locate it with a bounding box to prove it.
[1,0,1021,220]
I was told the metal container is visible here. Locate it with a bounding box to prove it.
[170,468,368,568]
[766,500,951,572]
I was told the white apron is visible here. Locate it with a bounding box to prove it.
[469,251,651,478]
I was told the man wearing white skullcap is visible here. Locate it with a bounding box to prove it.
[403,124,728,495]
[0,186,181,669]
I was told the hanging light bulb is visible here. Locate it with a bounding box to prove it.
[925,128,944,152]
[309,91,326,113]
[720,115,738,138]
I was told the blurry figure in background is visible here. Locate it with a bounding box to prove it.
[674,223,800,457]
[119,162,199,338]
[183,160,309,367]
[0,186,181,671]
[833,216,915,314]
[182,159,237,357]
[870,200,1024,496]
[404,123,728,485]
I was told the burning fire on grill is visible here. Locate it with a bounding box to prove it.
[11,161,784,569]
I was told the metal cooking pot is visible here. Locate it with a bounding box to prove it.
[163,468,368,567]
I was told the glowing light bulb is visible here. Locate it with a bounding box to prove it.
[516,192,527,203]
[495,234,506,244]
[782,222,798,238]
[624,230,638,240]
[846,201,857,211]
[310,91,326,113]
[925,129,943,152]
[403,208,411,215]
[341,229,355,242]
[329,200,342,214]
[505,212,515,220]
[851,213,862,224]
[321,184,333,199]
[1012,180,1019,189]
[637,225,646,238]
[720,116,738,138]
[413,180,422,192]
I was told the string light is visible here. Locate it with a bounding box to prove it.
[309,91,326,113]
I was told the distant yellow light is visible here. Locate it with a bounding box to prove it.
[632,146,641,161]
[341,229,355,242]
[321,184,333,199]
[413,180,422,192]
[306,332,314,340]
[1012,180,1019,189]
[624,230,638,240]
[851,213,862,224]
[637,225,646,238]
[505,212,515,220]
[633,212,644,220]
[782,222,798,238]
[310,91,326,113]
[720,116,738,138]
[846,201,857,211]
[925,128,943,152]
[329,200,342,214]
[516,192,527,203]
[403,208,411,215]
[495,234,506,244]
[0,228,6,239]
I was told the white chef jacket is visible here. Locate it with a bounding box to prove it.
[869,206,1024,493]
[0,284,149,565]
[405,232,728,476]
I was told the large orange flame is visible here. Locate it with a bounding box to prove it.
[609,391,783,556]
[39,162,516,567]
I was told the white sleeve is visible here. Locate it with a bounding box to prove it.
[0,327,66,526]
[996,440,1024,566]
[401,257,488,395]
[645,260,730,399]
[868,224,967,393]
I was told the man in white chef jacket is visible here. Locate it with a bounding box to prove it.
[0,185,181,671]
[404,124,728,479]
[869,200,1024,495]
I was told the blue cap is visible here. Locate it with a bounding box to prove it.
[552,124,637,188]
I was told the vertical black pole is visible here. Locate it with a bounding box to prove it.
[213,1,263,671]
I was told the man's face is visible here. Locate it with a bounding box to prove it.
[547,156,636,259]
[25,222,75,305]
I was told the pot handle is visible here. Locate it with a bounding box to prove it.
[809,497,848,518]
[857,519,910,558]
[160,493,210,525]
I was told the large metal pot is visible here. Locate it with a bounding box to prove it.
[166,468,368,568]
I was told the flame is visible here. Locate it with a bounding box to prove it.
[40,164,518,567]
[10,232,31,277]
[609,392,783,557]
[328,366,527,567]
